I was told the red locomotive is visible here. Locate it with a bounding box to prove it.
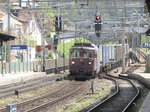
[69,42,129,79]
[69,42,100,79]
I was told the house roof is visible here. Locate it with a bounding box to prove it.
[0,5,28,23]
[0,33,16,41]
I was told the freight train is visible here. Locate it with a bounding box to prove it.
[69,42,129,79]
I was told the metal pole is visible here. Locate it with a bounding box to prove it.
[27,45,29,71]
[19,29,21,72]
[8,0,11,73]
[42,28,45,72]
[148,35,150,72]
[75,21,77,43]
[30,42,31,71]
[138,15,141,62]
[63,36,65,73]
[121,30,125,73]
[55,48,57,74]
[42,11,45,72]
[62,17,65,73]
[132,33,134,63]
[4,44,7,74]
[1,44,3,75]
[121,2,126,73]
[55,0,60,74]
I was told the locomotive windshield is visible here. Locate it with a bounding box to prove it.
[70,50,93,58]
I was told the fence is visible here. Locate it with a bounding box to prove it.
[0,58,69,74]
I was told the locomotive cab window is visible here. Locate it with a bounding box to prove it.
[79,50,88,58]
[70,50,78,58]
[70,50,88,58]
[89,51,93,58]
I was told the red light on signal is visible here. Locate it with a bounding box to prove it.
[95,16,101,20]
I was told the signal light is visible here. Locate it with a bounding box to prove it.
[53,34,58,50]
[95,16,101,23]
[95,16,101,21]
[94,15,102,37]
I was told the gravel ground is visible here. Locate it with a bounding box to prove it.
[54,78,113,112]
[0,80,68,109]
[110,63,150,112]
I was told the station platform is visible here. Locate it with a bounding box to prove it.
[132,67,150,112]
[118,65,150,112]
[0,72,46,86]
[133,67,150,80]
[139,91,150,112]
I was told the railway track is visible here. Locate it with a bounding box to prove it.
[136,49,147,63]
[124,65,140,74]
[87,62,140,112]
[87,73,139,112]
[0,74,67,98]
[26,80,88,112]
[0,49,146,112]
[0,80,88,112]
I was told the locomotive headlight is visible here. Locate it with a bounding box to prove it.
[72,61,75,64]
[89,62,92,65]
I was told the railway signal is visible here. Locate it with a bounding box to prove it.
[53,35,58,47]
[94,15,102,37]
[55,15,62,32]
[95,15,101,23]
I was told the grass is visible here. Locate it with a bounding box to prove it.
[141,34,148,52]
[70,88,109,112]
[57,84,110,112]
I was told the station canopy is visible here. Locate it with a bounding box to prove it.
[145,0,150,14]
[146,28,150,36]
[0,33,16,41]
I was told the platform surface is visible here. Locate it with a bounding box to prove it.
[139,91,150,112]
[0,72,46,86]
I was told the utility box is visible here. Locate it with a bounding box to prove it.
[7,104,17,112]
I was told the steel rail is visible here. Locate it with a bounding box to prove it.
[87,76,119,112]
[26,80,88,112]
[120,76,140,112]
[124,66,140,74]
[109,71,140,112]
[17,81,71,107]
[0,81,70,112]
[108,65,140,112]
[87,65,139,112]
[137,49,147,61]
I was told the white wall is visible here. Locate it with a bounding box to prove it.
[26,16,42,45]
[0,9,23,36]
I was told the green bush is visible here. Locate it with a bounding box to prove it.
[44,32,51,38]
[141,34,147,52]
[46,50,53,59]
[35,57,41,60]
